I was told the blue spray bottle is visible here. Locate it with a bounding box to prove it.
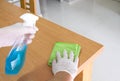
[5,13,38,75]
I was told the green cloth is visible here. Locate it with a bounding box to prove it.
[48,42,81,66]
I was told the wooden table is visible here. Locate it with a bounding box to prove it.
[0,1,103,81]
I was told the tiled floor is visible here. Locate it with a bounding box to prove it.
[14,0,120,81]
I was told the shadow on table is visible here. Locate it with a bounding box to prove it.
[17,64,53,81]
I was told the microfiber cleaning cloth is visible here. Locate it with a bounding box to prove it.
[48,42,81,66]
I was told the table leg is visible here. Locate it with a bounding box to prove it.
[75,62,93,81]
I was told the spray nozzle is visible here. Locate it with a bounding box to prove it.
[20,13,39,27]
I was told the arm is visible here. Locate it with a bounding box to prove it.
[48,71,73,81]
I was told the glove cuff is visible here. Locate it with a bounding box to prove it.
[54,70,76,80]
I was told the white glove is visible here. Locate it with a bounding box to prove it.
[0,23,38,48]
[52,50,79,80]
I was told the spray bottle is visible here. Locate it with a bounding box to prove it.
[5,13,39,75]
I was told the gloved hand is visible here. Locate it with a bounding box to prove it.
[52,50,79,80]
[0,23,38,48]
